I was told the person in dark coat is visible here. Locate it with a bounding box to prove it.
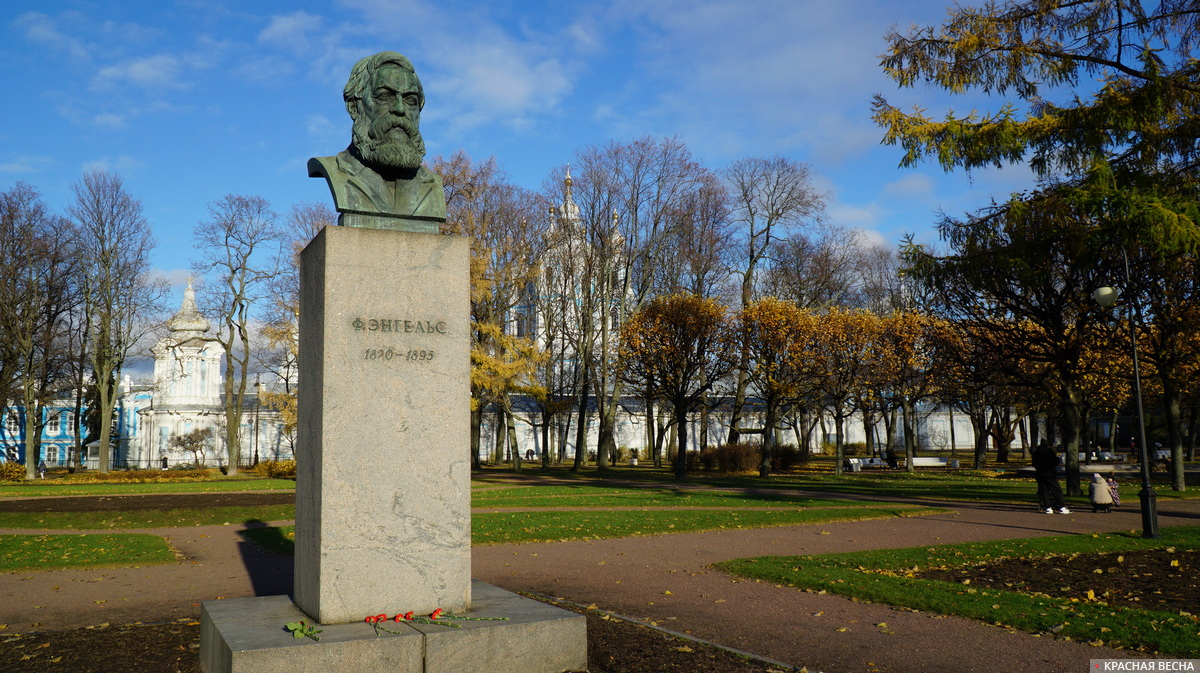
[1032,440,1070,514]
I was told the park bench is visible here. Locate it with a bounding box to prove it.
[843,457,888,472]
[909,456,960,468]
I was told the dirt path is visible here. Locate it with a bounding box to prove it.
[2,485,1198,673]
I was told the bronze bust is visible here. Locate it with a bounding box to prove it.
[309,51,446,232]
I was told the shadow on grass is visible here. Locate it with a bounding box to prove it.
[236,519,294,597]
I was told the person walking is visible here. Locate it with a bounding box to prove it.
[1032,440,1070,514]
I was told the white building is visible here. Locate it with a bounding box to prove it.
[120,281,289,470]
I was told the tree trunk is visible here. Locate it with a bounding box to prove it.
[798,410,816,459]
[674,400,688,480]
[760,398,776,478]
[727,368,748,445]
[470,405,483,469]
[572,392,588,470]
[833,403,846,476]
[1109,410,1119,453]
[949,405,958,456]
[900,400,916,472]
[540,409,552,470]
[645,397,657,466]
[1059,383,1084,497]
[881,405,896,459]
[1162,383,1186,492]
[493,408,506,464]
[507,405,520,471]
[861,409,876,458]
[597,413,615,470]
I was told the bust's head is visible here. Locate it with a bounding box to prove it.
[344,51,426,174]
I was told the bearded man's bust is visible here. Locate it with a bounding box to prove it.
[309,51,446,233]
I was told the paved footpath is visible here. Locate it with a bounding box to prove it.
[2,485,1198,673]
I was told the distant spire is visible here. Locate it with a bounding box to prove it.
[556,165,580,228]
[166,278,211,339]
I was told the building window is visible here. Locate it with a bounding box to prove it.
[5,413,19,435]
[45,412,60,434]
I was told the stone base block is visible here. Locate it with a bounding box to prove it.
[200,581,586,673]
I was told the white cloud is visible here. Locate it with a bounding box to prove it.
[433,44,573,124]
[81,155,145,175]
[277,0,583,134]
[829,202,883,230]
[849,227,888,249]
[306,114,336,138]
[258,11,324,53]
[148,268,196,292]
[92,54,188,91]
[882,173,935,201]
[90,113,127,129]
[0,155,54,174]
[13,11,90,61]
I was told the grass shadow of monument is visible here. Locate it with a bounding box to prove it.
[235,519,295,598]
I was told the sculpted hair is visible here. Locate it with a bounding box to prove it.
[343,51,424,113]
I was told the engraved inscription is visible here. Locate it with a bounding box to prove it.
[353,317,446,334]
[363,348,435,362]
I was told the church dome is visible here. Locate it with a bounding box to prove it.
[167,280,211,339]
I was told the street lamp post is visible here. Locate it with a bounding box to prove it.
[1092,247,1159,539]
[253,374,261,468]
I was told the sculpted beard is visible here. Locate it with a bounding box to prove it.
[352,113,426,172]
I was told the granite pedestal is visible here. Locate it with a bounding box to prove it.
[199,581,587,673]
[296,226,471,623]
[199,225,586,672]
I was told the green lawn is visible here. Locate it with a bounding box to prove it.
[717,526,1200,658]
[473,466,1199,504]
[0,478,296,498]
[0,504,296,530]
[472,507,936,543]
[247,507,939,550]
[471,484,885,509]
[0,533,176,572]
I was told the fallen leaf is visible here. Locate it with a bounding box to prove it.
[675,646,693,653]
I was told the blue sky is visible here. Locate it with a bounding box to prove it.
[2,0,1037,299]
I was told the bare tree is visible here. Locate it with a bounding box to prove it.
[850,236,904,313]
[69,171,167,472]
[255,201,336,456]
[566,137,717,469]
[762,226,859,308]
[433,151,547,469]
[723,156,826,444]
[0,183,80,478]
[193,195,283,475]
[169,427,214,468]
